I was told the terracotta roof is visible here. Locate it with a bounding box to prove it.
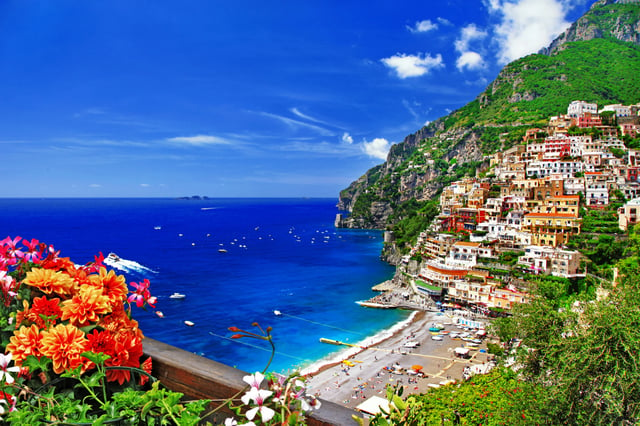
[454,241,481,247]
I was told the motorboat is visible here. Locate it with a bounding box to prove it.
[169,292,186,299]
[107,252,120,262]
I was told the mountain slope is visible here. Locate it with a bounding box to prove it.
[337,1,640,245]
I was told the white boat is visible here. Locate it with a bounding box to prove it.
[184,320,195,327]
[274,310,282,316]
[169,292,186,299]
[107,252,120,262]
[218,249,228,253]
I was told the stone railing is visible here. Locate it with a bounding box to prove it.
[143,338,363,425]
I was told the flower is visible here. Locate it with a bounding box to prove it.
[241,387,275,423]
[224,418,256,426]
[89,267,128,308]
[23,296,62,328]
[127,279,156,308]
[23,268,75,295]
[39,323,89,374]
[0,353,21,384]
[6,324,43,365]
[61,285,111,326]
[242,372,265,389]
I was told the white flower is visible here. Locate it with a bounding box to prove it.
[0,353,20,385]
[224,419,256,426]
[242,372,265,389]
[241,387,275,422]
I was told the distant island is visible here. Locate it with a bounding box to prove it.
[176,195,211,200]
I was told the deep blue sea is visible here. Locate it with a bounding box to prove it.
[0,198,408,373]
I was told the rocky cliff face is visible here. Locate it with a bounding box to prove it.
[540,0,640,56]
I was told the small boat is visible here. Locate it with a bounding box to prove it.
[273,310,282,316]
[169,292,186,299]
[218,249,228,253]
[107,252,120,262]
[155,311,164,318]
[184,320,195,327]
[154,226,162,230]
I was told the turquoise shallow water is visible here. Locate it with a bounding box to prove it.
[0,198,409,373]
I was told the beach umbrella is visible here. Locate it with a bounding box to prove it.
[411,365,423,371]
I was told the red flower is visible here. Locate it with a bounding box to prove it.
[25,296,62,328]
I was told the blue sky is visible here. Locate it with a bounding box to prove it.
[1,0,594,198]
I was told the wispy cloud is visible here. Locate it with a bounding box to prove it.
[485,0,574,64]
[278,140,362,156]
[407,19,438,33]
[381,53,444,78]
[258,111,336,136]
[166,135,232,145]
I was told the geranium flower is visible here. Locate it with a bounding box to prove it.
[61,285,111,326]
[241,387,275,423]
[6,324,43,365]
[40,323,89,374]
[0,391,17,419]
[23,268,75,295]
[0,271,17,307]
[224,419,256,426]
[0,236,23,265]
[243,372,265,389]
[25,296,62,328]
[0,353,21,384]
[21,238,43,263]
[90,267,128,307]
[127,279,156,308]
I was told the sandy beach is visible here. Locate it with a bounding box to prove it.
[303,309,493,411]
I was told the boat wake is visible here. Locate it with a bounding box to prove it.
[104,253,157,274]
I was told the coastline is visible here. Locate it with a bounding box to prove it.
[303,301,493,411]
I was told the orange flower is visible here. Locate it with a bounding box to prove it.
[105,331,143,385]
[23,268,75,295]
[139,356,153,386]
[6,324,43,365]
[40,323,88,374]
[89,267,128,308]
[25,296,62,328]
[61,285,111,326]
[99,304,144,340]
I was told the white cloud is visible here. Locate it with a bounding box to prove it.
[407,19,438,33]
[89,184,101,188]
[455,24,488,53]
[140,183,150,187]
[454,24,488,71]
[167,135,231,145]
[342,132,354,144]
[437,17,452,26]
[381,53,444,78]
[486,0,573,64]
[457,51,485,71]
[362,138,391,160]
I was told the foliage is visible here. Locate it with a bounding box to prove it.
[366,369,548,425]
[387,200,439,251]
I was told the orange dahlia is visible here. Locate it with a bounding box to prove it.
[6,324,43,365]
[105,332,143,385]
[89,267,128,307]
[60,285,111,326]
[24,296,62,328]
[99,304,144,339]
[40,323,89,374]
[23,268,75,295]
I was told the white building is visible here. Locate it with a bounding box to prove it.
[568,100,598,118]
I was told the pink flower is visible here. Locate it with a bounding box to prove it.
[127,279,155,308]
[21,238,43,263]
[0,236,23,265]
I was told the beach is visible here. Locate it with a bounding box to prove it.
[303,309,493,410]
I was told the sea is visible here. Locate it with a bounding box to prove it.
[0,198,411,374]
